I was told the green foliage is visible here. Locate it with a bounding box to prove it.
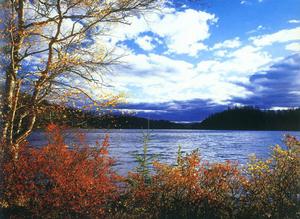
[177,144,183,167]
[134,130,158,184]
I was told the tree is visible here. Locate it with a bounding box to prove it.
[0,0,160,161]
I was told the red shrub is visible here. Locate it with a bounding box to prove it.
[2,124,120,218]
[119,151,246,219]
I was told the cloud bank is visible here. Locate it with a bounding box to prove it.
[114,54,300,121]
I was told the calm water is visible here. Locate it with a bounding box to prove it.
[28,129,300,175]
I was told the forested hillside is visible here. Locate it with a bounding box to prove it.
[199,107,300,131]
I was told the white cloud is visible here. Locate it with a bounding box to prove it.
[198,46,272,78]
[250,27,300,46]
[288,19,300,24]
[107,44,273,104]
[80,5,290,105]
[213,50,227,57]
[241,0,263,5]
[98,7,216,57]
[211,37,241,50]
[109,53,197,103]
[247,25,265,34]
[101,15,150,46]
[257,25,264,30]
[135,35,156,51]
[150,9,216,56]
[114,108,167,114]
[285,42,300,52]
[270,107,292,111]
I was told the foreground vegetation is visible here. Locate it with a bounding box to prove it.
[1,124,300,218]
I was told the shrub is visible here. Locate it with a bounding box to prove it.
[2,127,300,219]
[243,135,300,218]
[118,150,246,219]
[117,137,300,219]
[2,124,119,218]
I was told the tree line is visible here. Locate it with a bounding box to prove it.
[199,106,300,131]
[34,105,300,130]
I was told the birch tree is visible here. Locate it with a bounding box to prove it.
[0,0,160,161]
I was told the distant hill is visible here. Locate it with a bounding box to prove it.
[35,104,300,130]
[86,115,199,129]
[199,106,300,131]
[35,105,196,129]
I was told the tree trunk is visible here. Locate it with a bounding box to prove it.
[0,67,16,219]
[1,0,25,161]
[1,68,16,161]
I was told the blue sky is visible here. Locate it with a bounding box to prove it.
[4,0,297,122]
[0,0,299,123]
[98,0,300,122]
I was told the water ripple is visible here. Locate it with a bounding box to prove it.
[28,129,300,175]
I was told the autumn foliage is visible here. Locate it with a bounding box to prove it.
[1,126,300,218]
[2,124,119,218]
[115,136,300,219]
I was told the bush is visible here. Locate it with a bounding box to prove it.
[117,151,246,219]
[2,124,120,218]
[2,126,300,219]
[117,136,300,219]
[243,135,300,218]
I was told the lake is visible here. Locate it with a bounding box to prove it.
[28,129,300,175]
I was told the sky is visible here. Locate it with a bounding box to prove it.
[1,0,299,122]
[97,0,300,122]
